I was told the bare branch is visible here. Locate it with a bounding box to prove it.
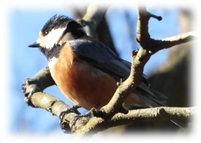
[22,66,55,107]
[67,106,195,137]
[77,4,106,38]
[28,92,69,116]
[111,107,194,123]
[136,6,195,54]
[160,32,195,47]
[99,107,194,132]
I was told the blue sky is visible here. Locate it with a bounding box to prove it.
[9,5,180,135]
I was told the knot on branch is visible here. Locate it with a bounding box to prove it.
[22,78,41,107]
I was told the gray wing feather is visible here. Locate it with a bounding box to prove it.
[70,39,130,78]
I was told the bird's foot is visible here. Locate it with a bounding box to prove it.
[59,105,80,124]
[60,106,102,133]
[59,105,81,133]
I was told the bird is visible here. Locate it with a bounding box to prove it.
[28,15,182,128]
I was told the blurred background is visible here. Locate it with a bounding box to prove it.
[4,0,194,139]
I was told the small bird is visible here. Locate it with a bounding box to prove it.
[28,15,171,125]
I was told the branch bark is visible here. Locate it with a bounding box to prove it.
[103,107,194,131]
[77,4,106,38]
[21,81,195,136]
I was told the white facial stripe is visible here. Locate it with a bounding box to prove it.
[48,57,58,67]
[37,27,66,49]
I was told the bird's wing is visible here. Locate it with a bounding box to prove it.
[69,39,167,106]
[69,39,130,80]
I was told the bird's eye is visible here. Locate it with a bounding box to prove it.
[44,30,49,35]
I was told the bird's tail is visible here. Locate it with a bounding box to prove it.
[133,82,187,128]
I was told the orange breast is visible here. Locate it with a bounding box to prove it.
[49,43,118,110]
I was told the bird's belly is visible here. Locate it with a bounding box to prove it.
[49,57,117,110]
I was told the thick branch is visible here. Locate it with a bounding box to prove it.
[68,106,195,137]
[160,32,195,48]
[77,4,106,38]
[99,107,194,131]
[22,66,55,106]
[28,92,69,116]
[111,107,194,123]
[136,6,150,44]
[26,91,194,137]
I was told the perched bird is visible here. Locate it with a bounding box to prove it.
[28,15,176,126]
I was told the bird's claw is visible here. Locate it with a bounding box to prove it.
[70,111,92,128]
[59,105,80,124]
[60,106,99,133]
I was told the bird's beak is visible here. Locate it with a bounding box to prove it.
[28,42,40,48]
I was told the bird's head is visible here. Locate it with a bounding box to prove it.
[28,15,86,51]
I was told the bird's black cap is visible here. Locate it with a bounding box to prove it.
[41,15,75,36]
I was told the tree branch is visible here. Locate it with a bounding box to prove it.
[160,32,195,47]
[22,84,195,137]
[77,4,106,38]
[22,66,55,107]
[100,107,194,132]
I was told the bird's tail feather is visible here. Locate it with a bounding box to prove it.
[134,83,187,128]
